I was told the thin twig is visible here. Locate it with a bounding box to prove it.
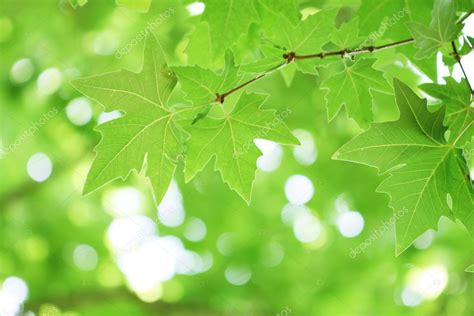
[451,41,474,94]
[294,38,414,60]
[216,62,286,103]
[217,38,415,102]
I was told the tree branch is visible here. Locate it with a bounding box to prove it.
[214,9,473,105]
[451,41,474,94]
[293,38,415,60]
[216,38,415,102]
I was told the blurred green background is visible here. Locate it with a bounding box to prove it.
[0,0,473,315]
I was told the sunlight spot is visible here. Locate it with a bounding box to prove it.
[284,175,314,205]
[103,187,145,217]
[27,152,53,182]
[401,287,423,307]
[436,52,450,84]
[107,215,156,253]
[281,203,311,226]
[37,68,62,95]
[117,236,181,292]
[183,217,207,242]
[73,244,98,271]
[186,2,205,16]
[292,129,317,165]
[225,265,251,286]
[293,212,322,243]
[0,277,28,316]
[255,139,283,172]
[98,110,123,124]
[403,265,448,306]
[93,31,119,56]
[413,230,435,250]
[136,283,163,303]
[336,211,364,238]
[10,58,34,83]
[157,180,185,227]
[335,195,350,213]
[66,97,93,126]
[216,232,235,256]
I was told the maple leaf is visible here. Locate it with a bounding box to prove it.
[407,0,463,59]
[72,35,189,203]
[185,92,299,202]
[420,78,473,148]
[321,58,392,127]
[200,0,259,58]
[334,79,474,255]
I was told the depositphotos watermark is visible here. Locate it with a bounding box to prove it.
[233,107,293,159]
[358,8,409,50]
[0,107,59,159]
[115,8,175,59]
[349,207,409,258]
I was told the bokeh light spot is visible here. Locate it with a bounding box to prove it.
[27,152,53,182]
[65,97,93,126]
[284,175,314,205]
[10,58,34,83]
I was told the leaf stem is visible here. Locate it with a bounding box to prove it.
[216,62,286,103]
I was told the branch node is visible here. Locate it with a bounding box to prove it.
[368,46,375,52]
[320,52,325,59]
[283,52,296,63]
[215,93,225,104]
[342,50,351,59]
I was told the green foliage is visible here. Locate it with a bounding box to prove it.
[420,78,473,148]
[71,0,472,255]
[407,0,463,58]
[321,59,392,127]
[334,79,473,255]
[174,51,241,104]
[201,0,259,58]
[72,36,185,204]
[184,92,298,202]
[3,1,474,314]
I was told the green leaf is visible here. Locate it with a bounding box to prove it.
[330,17,364,49]
[240,45,286,74]
[257,0,299,27]
[115,0,152,13]
[200,0,259,59]
[72,35,187,204]
[420,78,473,147]
[185,92,298,202]
[69,0,87,9]
[406,0,463,59]
[174,51,242,105]
[357,0,410,40]
[333,79,474,255]
[466,264,474,273]
[321,58,392,127]
[250,9,338,75]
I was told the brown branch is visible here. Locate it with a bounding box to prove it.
[216,38,415,102]
[293,38,414,60]
[215,62,286,103]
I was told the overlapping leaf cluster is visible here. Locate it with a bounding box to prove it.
[73,0,473,256]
